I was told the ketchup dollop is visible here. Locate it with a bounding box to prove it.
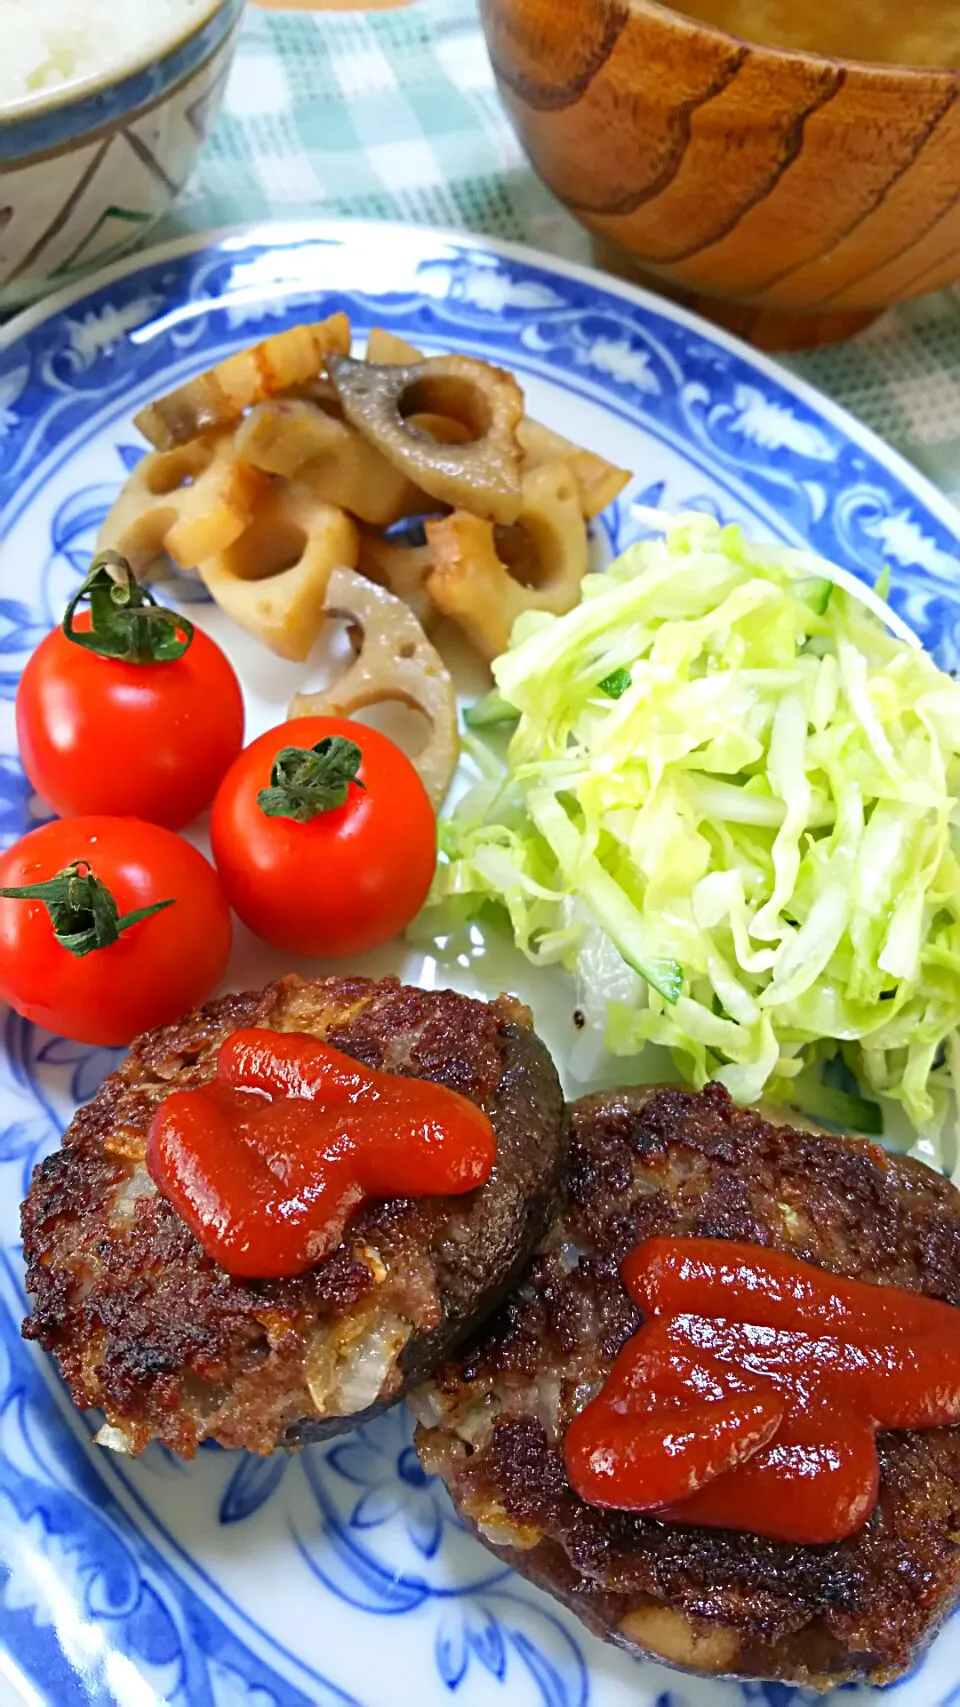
[146,1028,496,1279]
[564,1237,960,1544]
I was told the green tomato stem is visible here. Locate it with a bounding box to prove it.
[63,551,194,664]
[257,735,366,823]
[0,860,174,958]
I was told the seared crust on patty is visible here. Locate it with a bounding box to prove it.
[414,1083,960,1690]
[21,974,565,1457]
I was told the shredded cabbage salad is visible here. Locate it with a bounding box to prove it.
[425,513,960,1167]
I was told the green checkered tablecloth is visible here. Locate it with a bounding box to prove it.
[157,0,960,508]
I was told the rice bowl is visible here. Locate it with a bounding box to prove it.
[0,0,220,112]
[0,0,241,311]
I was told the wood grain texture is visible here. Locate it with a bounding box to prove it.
[480,0,960,348]
[252,1,409,10]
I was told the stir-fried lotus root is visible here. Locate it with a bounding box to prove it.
[134,315,351,450]
[235,399,425,528]
[290,567,458,809]
[97,432,267,574]
[516,418,629,520]
[425,463,589,660]
[365,327,422,365]
[198,484,359,663]
[327,353,525,525]
[357,532,438,633]
[363,326,629,518]
[98,315,631,668]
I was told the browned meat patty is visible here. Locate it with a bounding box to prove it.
[414,1082,960,1691]
[21,974,565,1458]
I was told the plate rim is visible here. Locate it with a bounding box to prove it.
[2,213,959,558]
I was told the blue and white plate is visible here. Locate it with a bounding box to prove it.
[1,221,960,1707]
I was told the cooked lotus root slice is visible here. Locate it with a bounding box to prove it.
[97,433,266,574]
[425,462,589,661]
[405,411,472,448]
[364,327,422,365]
[364,333,488,468]
[235,400,423,528]
[357,531,439,633]
[363,327,629,520]
[289,567,458,810]
[327,353,524,526]
[516,418,630,521]
[198,484,359,663]
[134,314,352,451]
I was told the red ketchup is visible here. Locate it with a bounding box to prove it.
[564,1237,960,1544]
[146,1028,495,1279]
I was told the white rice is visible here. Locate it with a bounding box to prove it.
[0,0,213,108]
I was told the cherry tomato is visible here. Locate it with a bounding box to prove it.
[210,716,437,957]
[0,817,232,1046]
[17,567,244,829]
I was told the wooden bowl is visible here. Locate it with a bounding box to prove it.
[479,0,960,349]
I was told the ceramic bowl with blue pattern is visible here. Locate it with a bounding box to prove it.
[0,0,242,314]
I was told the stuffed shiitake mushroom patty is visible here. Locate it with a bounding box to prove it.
[20,974,565,1457]
[414,1083,960,1691]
